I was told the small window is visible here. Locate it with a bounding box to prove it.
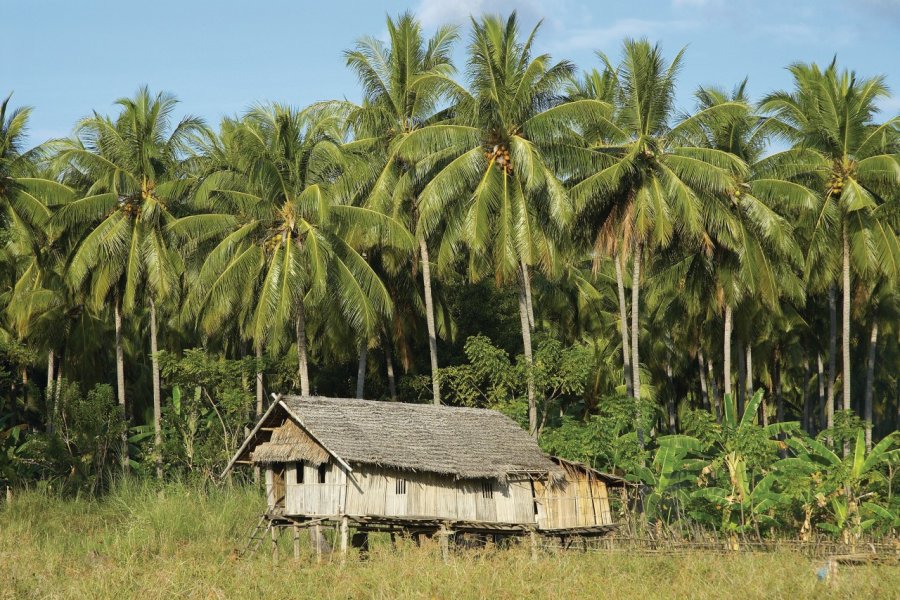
[294,461,304,484]
[395,478,407,495]
[318,463,328,484]
[481,480,494,499]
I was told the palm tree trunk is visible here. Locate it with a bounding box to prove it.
[254,344,264,483]
[631,241,644,448]
[53,354,63,434]
[114,293,128,473]
[864,318,878,451]
[54,355,62,405]
[698,349,709,411]
[46,350,55,433]
[518,273,537,437]
[382,325,398,402]
[296,302,310,396]
[631,243,642,402]
[615,252,633,398]
[745,344,753,416]
[803,360,812,433]
[707,356,721,423]
[774,350,784,425]
[827,286,837,420]
[841,220,851,413]
[895,379,900,434]
[521,259,535,330]
[356,340,367,399]
[419,236,440,405]
[255,345,264,418]
[150,298,162,480]
[723,304,733,398]
[817,353,827,431]
[666,362,676,434]
[737,338,746,416]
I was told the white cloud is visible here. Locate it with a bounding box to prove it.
[415,0,549,28]
[549,18,700,52]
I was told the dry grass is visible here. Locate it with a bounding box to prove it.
[1,481,897,599]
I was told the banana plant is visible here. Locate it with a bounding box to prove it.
[778,429,898,540]
[631,434,704,522]
[680,390,798,532]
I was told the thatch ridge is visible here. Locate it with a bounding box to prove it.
[275,395,561,481]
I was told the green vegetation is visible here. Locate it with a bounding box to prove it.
[1,482,898,600]
[2,10,899,545]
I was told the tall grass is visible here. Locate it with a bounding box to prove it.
[1,482,897,599]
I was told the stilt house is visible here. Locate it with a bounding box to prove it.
[224,396,622,537]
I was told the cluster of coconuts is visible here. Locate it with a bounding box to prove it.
[830,174,846,196]
[120,202,142,217]
[117,194,142,218]
[264,232,285,253]
[484,144,513,174]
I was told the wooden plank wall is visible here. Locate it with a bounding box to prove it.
[321,465,536,524]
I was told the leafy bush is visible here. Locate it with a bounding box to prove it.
[3,382,125,495]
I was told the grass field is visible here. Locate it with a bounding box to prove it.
[1,482,897,599]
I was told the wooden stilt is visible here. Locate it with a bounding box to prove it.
[439,524,450,563]
[314,524,322,564]
[340,515,349,563]
[270,524,278,562]
[530,529,539,561]
[293,523,300,560]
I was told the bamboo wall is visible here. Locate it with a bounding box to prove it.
[534,465,613,529]
[283,461,347,515]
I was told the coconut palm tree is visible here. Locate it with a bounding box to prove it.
[343,12,459,404]
[179,103,413,396]
[53,87,204,474]
[0,95,73,243]
[566,67,635,398]
[761,61,900,420]
[676,81,815,404]
[570,40,746,444]
[404,13,605,434]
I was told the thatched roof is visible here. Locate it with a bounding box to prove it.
[251,420,331,465]
[551,456,627,487]
[226,395,561,481]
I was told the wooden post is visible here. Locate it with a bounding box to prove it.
[293,524,300,560]
[271,524,279,562]
[439,524,450,563]
[530,529,539,561]
[340,516,349,563]
[314,524,322,564]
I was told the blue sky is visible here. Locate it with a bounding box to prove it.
[5,0,900,145]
